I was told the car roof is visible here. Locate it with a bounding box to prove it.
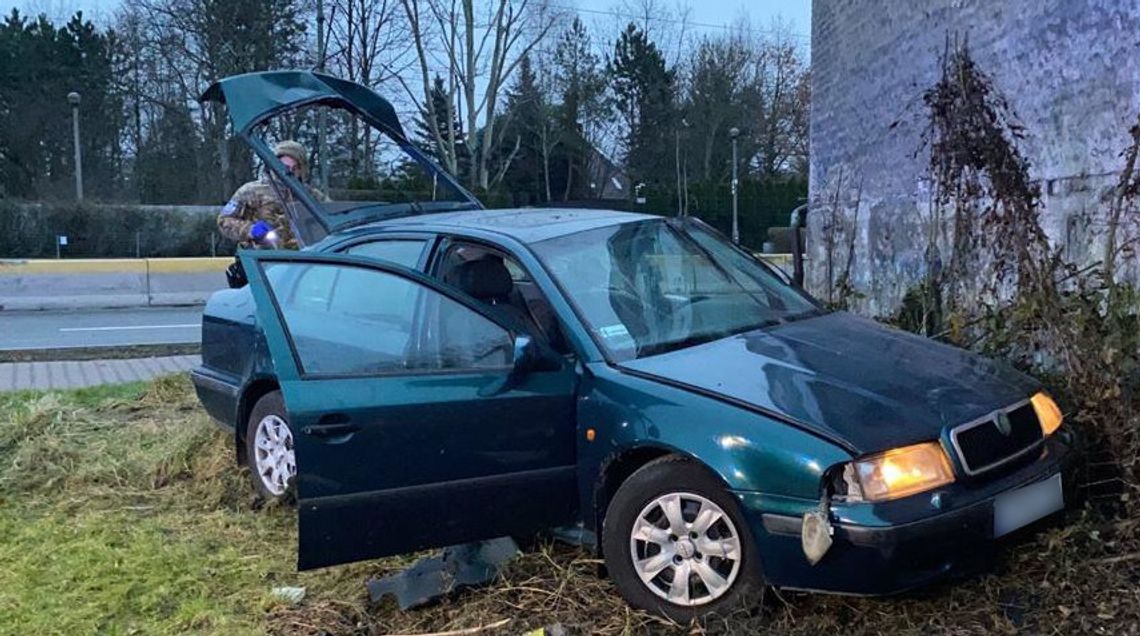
[355,207,659,244]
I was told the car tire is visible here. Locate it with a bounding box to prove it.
[602,455,763,623]
[244,391,296,503]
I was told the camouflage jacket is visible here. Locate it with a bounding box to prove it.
[217,178,325,249]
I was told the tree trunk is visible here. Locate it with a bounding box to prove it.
[541,125,552,202]
[463,0,479,188]
[562,143,574,201]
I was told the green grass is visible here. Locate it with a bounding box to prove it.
[1,376,1136,635]
[0,376,368,636]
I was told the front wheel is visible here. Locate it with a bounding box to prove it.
[244,391,296,502]
[602,456,763,622]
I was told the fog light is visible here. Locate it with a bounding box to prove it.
[801,510,833,565]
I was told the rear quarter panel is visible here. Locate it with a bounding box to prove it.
[196,287,275,428]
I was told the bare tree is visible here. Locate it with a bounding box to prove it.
[613,0,692,66]
[130,0,309,198]
[682,33,751,182]
[742,22,809,179]
[325,0,409,177]
[401,0,564,191]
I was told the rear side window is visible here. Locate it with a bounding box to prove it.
[261,262,512,377]
[344,239,425,267]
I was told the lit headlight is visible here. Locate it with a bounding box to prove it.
[852,441,955,502]
[1031,392,1063,436]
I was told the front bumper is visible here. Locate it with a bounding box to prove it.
[739,430,1077,595]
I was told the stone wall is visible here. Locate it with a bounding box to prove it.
[808,0,1140,314]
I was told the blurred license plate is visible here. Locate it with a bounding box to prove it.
[994,473,1063,537]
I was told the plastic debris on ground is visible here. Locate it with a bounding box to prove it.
[366,537,521,610]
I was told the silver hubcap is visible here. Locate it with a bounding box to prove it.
[253,415,295,496]
[630,492,742,607]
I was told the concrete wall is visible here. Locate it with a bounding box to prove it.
[0,258,230,310]
[809,0,1140,314]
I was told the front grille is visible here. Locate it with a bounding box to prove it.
[950,401,1043,476]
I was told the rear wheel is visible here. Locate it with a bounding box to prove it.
[602,456,762,622]
[244,391,295,501]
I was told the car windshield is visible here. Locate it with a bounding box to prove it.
[532,219,822,361]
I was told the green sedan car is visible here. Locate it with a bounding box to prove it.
[191,71,1074,621]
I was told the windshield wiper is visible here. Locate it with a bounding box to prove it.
[636,318,785,357]
[637,333,723,358]
[777,308,827,324]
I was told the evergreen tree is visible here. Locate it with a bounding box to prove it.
[610,23,676,188]
[0,10,123,199]
[499,54,548,205]
[553,17,605,200]
[136,105,201,203]
[414,75,468,180]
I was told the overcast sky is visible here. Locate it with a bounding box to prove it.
[8,0,811,45]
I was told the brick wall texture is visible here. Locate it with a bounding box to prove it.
[808,0,1140,314]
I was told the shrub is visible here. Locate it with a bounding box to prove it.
[0,201,236,258]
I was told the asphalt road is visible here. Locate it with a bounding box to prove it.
[0,306,204,350]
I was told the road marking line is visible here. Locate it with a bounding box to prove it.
[59,323,200,332]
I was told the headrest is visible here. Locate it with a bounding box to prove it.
[454,256,513,300]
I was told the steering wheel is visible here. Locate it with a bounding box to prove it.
[572,286,677,343]
[572,287,643,315]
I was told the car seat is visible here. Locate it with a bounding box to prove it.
[450,256,542,338]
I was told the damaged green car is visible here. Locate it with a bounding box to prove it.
[191,71,1075,621]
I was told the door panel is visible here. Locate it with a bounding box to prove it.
[303,465,576,569]
[240,251,578,570]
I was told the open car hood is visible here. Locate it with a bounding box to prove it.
[200,71,481,242]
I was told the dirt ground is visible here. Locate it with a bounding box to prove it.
[0,376,1137,635]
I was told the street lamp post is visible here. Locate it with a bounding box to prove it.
[315,0,329,193]
[67,91,83,202]
[730,127,740,244]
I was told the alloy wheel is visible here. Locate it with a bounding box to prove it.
[629,491,743,607]
[253,414,295,496]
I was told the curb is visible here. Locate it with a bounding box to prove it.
[0,343,202,363]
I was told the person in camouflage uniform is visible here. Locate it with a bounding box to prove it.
[217,140,323,250]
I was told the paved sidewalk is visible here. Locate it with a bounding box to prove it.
[0,355,201,392]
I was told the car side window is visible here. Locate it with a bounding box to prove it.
[437,241,569,354]
[344,239,426,267]
[423,292,515,370]
[286,261,338,311]
[262,261,511,376]
[327,266,411,329]
[282,239,428,326]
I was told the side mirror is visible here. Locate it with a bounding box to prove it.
[511,334,535,375]
[479,334,555,397]
[225,259,248,289]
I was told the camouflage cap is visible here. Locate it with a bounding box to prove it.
[273,140,308,179]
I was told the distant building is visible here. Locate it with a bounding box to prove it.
[808,0,1140,313]
[586,148,631,200]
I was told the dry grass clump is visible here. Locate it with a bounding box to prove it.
[2,376,1138,635]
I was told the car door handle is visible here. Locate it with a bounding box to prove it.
[302,422,360,437]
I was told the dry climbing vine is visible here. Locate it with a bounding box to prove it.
[904,38,1140,514]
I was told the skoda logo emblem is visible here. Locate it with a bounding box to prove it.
[994,412,1013,436]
